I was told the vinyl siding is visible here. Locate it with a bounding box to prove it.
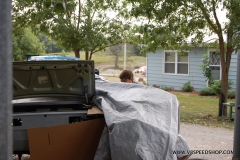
[147,48,238,92]
[228,52,238,91]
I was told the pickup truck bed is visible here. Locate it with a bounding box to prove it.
[13,60,97,155]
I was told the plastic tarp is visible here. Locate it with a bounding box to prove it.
[93,81,190,160]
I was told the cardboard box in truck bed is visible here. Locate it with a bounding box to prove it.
[28,107,105,160]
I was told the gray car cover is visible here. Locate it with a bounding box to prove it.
[93,81,190,160]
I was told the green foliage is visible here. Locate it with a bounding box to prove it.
[131,44,141,56]
[199,88,216,96]
[61,50,66,55]
[160,86,174,92]
[108,43,141,56]
[154,85,175,91]
[127,0,240,54]
[13,28,45,61]
[200,54,214,86]
[125,0,240,116]
[182,81,194,92]
[109,44,124,56]
[44,0,51,8]
[228,91,236,99]
[211,80,233,95]
[54,3,65,13]
[142,81,148,86]
[38,34,64,53]
[13,0,130,59]
[153,85,160,88]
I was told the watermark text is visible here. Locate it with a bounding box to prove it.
[173,150,234,155]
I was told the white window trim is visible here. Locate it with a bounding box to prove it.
[208,49,222,79]
[163,50,189,76]
[205,48,222,87]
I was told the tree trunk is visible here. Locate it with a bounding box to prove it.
[74,49,80,58]
[218,67,229,117]
[218,19,234,117]
[85,51,89,60]
[114,53,118,69]
[218,46,232,117]
[217,31,227,117]
[89,51,93,60]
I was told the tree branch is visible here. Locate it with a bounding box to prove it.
[197,1,219,34]
[233,46,240,52]
[226,23,234,66]
[212,0,222,34]
[92,41,127,54]
[64,0,70,19]
[91,8,97,20]
[77,0,81,30]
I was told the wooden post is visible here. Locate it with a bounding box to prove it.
[0,0,12,159]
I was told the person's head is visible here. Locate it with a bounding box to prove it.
[119,70,134,83]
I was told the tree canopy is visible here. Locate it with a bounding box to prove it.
[13,0,130,59]
[128,0,239,52]
[126,0,240,116]
[13,27,45,61]
[38,34,65,53]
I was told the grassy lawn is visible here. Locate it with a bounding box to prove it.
[49,51,146,69]
[174,93,235,130]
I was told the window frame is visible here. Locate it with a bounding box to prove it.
[163,50,189,76]
[208,49,222,80]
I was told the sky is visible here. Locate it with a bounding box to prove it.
[204,9,228,42]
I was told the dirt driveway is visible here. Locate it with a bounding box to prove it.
[180,123,234,160]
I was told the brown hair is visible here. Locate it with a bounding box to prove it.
[119,70,133,80]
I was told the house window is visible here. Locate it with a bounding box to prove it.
[209,51,221,80]
[164,51,189,75]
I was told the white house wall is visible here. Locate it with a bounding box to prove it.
[147,47,237,92]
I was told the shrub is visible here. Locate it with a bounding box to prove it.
[210,80,233,95]
[182,81,194,92]
[199,87,216,96]
[153,85,160,88]
[161,86,174,92]
[142,81,148,86]
[200,54,214,86]
[228,91,236,99]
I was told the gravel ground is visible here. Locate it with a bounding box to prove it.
[180,123,234,160]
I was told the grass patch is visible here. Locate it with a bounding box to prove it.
[93,53,146,69]
[49,51,146,69]
[175,93,235,130]
[103,76,120,82]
